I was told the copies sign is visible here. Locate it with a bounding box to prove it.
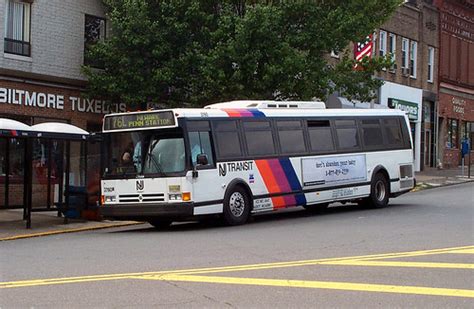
[302,155,367,187]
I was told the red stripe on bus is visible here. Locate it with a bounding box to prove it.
[255,159,281,194]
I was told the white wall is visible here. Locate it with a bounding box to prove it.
[0,0,105,82]
[380,81,423,172]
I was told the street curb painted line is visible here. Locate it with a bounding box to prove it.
[0,222,145,242]
[411,179,474,192]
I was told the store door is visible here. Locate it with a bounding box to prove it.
[424,129,432,167]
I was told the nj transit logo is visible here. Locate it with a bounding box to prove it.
[218,161,254,177]
[136,180,144,191]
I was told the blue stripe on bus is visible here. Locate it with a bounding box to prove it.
[248,109,266,118]
[279,158,302,191]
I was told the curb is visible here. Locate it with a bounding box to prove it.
[0,221,145,242]
[411,178,474,192]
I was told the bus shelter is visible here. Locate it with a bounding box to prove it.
[0,118,99,228]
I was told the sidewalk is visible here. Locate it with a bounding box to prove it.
[0,209,143,241]
[414,165,474,190]
[1,166,473,241]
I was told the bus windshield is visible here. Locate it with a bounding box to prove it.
[103,128,185,177]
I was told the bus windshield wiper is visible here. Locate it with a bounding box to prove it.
[147,139,164,175]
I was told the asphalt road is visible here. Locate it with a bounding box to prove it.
[1,183,473,308]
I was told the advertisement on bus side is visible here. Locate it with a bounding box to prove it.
[302,154,367,187]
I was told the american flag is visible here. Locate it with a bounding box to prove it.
[354,34,373,62]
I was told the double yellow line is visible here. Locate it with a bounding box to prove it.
[1,245,473,298]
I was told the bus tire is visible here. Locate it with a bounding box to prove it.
[303,203,329,213]
[222,186,250,226]
[148,219,172,229]
[364,172,389,208]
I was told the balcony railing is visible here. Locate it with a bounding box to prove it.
[4,38,30,57]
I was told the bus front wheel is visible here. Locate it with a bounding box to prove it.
[361,172,389,208]
[222,186,250,226]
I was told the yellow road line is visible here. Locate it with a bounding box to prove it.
[1,245,473,289]
[0,222,144,242]
[322,260,474,269]
[140,274,474,298]
[447,249,474,254]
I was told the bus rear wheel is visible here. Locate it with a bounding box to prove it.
[362,172,389,208]
[148,219,172,229]
[222,186,250,226]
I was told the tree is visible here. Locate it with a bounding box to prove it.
[83,0,402,108]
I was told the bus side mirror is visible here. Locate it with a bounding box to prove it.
[196,154,208,166]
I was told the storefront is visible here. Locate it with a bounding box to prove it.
[0,79,126,225]
[379,81,423,172]
[438,85,474,168]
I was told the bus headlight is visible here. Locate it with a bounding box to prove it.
[104,195,117,203]
[168,194,182,201]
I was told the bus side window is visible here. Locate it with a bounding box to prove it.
[383,118,404,148]
[214,120,243,159]
[360,119,383,149]
[334,119,360,150]
[189,131,214,167]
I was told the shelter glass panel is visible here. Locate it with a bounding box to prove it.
[32,139,49,208]
[8,138,25,207]
[0,138,6,207]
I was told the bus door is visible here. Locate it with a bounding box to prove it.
[186,121,220,212]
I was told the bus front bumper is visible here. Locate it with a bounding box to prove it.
[99,202,195,220]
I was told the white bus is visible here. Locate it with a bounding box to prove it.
[100,101,415,227]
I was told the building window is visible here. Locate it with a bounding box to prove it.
[427,46,434,83]
[409,40,417,78]
[447,119,458,149]
[84,14,106,66]
[388,33,396,71]
[379,30,387,57]
[401,38,409,73]
[4,0,31,57]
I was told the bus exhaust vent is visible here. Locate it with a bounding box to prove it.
[400,164,413,178]
[205,100,326,109]
[399,164,414,189]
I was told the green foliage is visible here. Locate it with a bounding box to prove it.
[83,0,402,108]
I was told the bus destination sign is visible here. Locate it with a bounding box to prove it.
[104,111,175,131]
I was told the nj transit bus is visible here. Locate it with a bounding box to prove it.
[100,101,415,228]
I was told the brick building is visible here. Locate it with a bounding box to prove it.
[375,0,440,171]
[0,0,124,129]
[327,0,440,172]
[0,0,124,211]
[434,0,474,168]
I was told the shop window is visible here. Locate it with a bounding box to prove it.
[447,119,458,149]
[427,46,434,83]
[4,0,31,57]
[379,30,387,57]
[401,38,409,71]
[84,14,106,67]
[388,33,396,71]
[409,41,417,78]
[469,123,474,150]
